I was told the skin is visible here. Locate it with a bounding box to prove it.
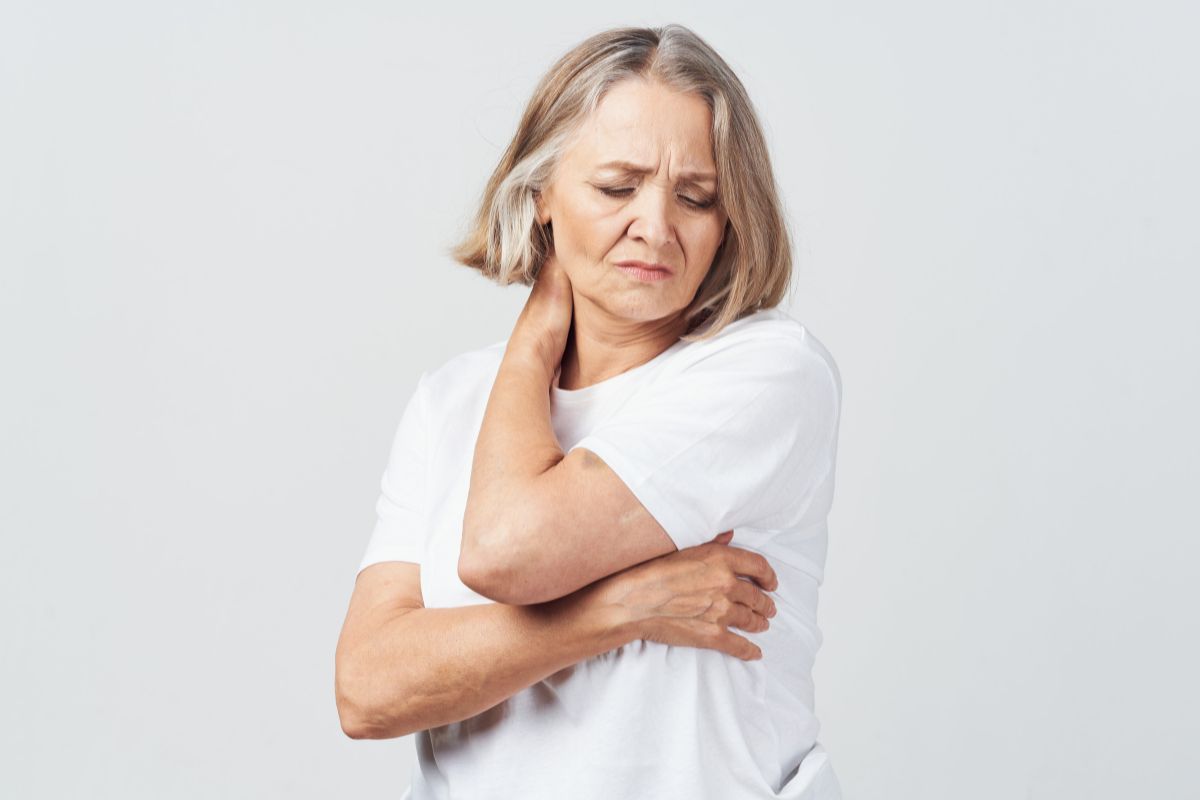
[460,78,759,606]
[532,76,729,390]
[336,532,777,739]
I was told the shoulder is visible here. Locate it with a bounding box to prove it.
[676,308,841,398]
[412,337,507,412]
[423,337,506,383]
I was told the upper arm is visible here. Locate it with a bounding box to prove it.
[339,561,425,654]
[461,448,681,605]
[340,562,425,651]
[473,332,842,606]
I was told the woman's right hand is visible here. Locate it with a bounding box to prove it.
[588,530,779,661]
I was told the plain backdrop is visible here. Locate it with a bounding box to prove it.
[3,2,1198,798]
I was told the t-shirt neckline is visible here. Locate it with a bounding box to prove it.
[551,337,688,405]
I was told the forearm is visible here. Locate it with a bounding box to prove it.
[339,581,632,739]
[462,336,562,554]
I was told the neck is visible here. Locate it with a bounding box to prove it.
[556,292,686,391]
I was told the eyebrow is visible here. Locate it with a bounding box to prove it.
[594,160,717,183]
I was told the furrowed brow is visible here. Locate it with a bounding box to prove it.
[595,160,717,184]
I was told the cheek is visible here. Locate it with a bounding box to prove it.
[684,222,726,271]
[552,199,617,255]
[579,221,630,265]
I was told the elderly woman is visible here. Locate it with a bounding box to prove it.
[335,24,844,800]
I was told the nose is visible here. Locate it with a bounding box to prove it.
[625,183,677,250]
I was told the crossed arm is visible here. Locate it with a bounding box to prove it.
[459,339,680,605]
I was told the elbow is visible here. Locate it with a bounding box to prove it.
[335,655,409,740]
[337,686,417,740]
[335,660,380,739]
[458,511,515,602]
[460,504,564,605]
[340,715,411,741]
[458,537,550,606]
[340,714,372,741]
[336,684,375,740]
[456,552,492,599]
[458,548,528,605]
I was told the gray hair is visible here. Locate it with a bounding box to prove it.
[448,24,793,342]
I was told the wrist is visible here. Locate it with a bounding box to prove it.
[575,579,643,649]
[504,331,562,383]
[541,581,640,654]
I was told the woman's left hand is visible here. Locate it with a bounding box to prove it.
[510,253,574,376]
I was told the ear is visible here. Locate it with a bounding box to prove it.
[534,190,550,225]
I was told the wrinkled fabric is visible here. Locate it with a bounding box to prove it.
[359,307,844,799]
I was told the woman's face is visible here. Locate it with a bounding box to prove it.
[534,78,728,329]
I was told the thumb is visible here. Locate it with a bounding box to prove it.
[712,530,734,544]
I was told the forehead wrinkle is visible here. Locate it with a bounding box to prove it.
[594,159,717,184]
[581,102,717,185]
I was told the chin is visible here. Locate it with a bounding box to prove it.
[599,295,682,323]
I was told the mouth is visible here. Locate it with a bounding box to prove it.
[614,260,674,282]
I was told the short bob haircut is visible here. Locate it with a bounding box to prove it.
[449,23,794,342]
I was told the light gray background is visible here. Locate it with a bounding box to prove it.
[3,2,1197,798]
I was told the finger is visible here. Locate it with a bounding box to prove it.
[723,547,778,592]
[711,530,734,545]
[725,602,769,633]
[713,627,763,661]
[729,579,776,619]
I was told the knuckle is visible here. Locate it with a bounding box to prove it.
[715,599,734,619]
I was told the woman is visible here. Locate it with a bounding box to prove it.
[336,24,844,799]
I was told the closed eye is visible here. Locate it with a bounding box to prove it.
[596,186,716,210]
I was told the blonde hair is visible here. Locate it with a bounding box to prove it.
[448,24,794,342]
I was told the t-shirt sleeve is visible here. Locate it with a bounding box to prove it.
[357,371,430,574]
[567,332,841,551]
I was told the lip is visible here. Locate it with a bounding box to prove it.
[615,260,674,282]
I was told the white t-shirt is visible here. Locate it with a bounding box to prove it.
[357,307,844,799]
